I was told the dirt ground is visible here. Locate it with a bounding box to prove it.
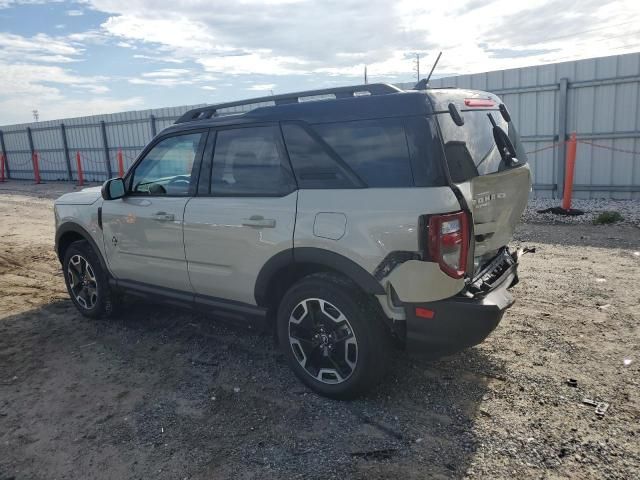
[1,181,639,480]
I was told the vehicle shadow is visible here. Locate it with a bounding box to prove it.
[0,299,504,480]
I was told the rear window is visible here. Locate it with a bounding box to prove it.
[313,118,414,188]
[437,110,527,182]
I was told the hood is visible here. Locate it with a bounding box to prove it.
[55,186,102,205]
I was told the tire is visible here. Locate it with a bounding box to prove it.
[277,272,391,399]
[63,240,118,319]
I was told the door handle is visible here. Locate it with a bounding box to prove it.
[242,215,276,228]
[152,211,175,222]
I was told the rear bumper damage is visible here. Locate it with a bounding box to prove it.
[404,248,519,355]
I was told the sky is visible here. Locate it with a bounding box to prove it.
[0,0,639,125]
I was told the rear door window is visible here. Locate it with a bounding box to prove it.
[312,118,414,188]
[210,126,295,196]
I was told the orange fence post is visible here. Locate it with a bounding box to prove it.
[561,133,577,210]
[32,152,41,184]
[117,149,124,177]
[76,151,84,186]
[0,153,5,182]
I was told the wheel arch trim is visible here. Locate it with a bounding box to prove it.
[55,222,109,274]
[254,247,385,306]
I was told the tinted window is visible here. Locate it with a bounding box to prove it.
[437,110,527,182]
[313,118,414,187]
[403,116,447,187]
[211,126,294,196]
[131,132,204,196]
[282,124,360,189]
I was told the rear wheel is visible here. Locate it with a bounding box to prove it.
[63,240,118,318]
[277,273,391,399]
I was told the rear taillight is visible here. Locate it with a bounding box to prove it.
[427,211,469,279]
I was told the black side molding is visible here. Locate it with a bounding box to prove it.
[254,247,385,306]
[114,278,268,329]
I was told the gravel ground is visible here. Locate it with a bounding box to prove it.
[1,181,639,479]
[524,198,640,226]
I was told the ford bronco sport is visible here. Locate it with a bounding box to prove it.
[54,83,531,399]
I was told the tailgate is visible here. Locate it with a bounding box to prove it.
[433,95,531,270]
[457,165,530,258]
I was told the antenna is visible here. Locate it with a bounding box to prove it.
[424,51,442,85]
[413,51,442,90]
[32,109,39,122]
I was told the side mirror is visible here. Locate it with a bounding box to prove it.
[101,177,126,200]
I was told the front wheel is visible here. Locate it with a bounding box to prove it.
[277,273,391,399]
[63,240,118,318]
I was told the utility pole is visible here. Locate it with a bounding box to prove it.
[32,109,39,122]
[364,65,368,84]
[414,54,420,82]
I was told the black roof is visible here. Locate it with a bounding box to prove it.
[165,83,436,133]
[162,83,501,136]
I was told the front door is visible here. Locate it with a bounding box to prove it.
[102,130,208,292]
[184,125,297,305]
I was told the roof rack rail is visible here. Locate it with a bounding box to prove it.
[174,83,403,124]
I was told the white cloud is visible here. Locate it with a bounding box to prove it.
[128,68,219,87]
[0,32,82,63]
[86,0,640,78]
[247,83,275,91]
[129,77,193,86]
[66,9,83,16]
[199,52,307,75]
[0,0,64,7]
[0,52,114,123]
[142,68,191,78]
[132,54,184,64]
[0,95,144,124]
[0,62,107,94]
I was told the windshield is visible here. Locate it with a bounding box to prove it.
[437,110,527,183]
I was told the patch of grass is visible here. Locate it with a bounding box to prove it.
[593,211,624,225]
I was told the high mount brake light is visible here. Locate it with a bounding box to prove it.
[427,211,469,279]
[464,98,496,108]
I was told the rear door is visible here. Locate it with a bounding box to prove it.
[434,95,531,265]
[183,124,297,306]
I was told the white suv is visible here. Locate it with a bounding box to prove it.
[54,84,530,399]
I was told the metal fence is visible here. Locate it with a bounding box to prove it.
[1,52,639,198]
[0,105,206,183]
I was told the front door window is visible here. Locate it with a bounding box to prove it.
[130,132,205,196]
